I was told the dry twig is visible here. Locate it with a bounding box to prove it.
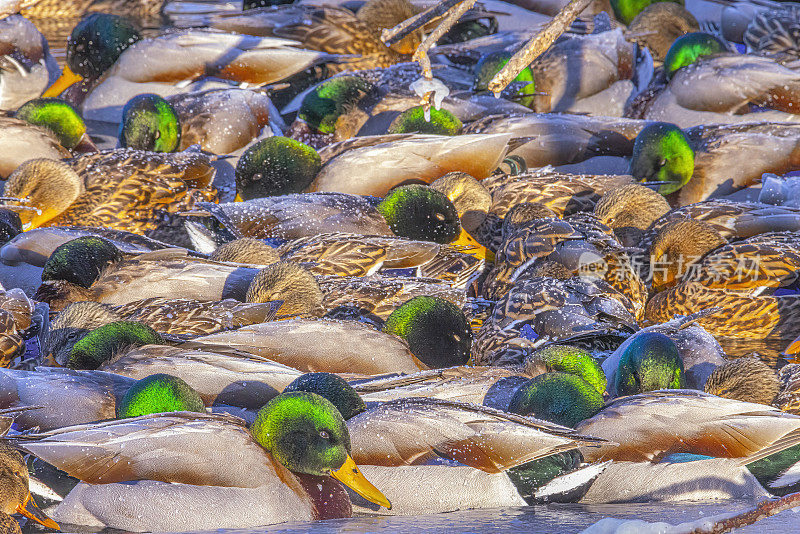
[487,0,594,94]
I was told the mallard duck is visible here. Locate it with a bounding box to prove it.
[0,289,34,368]
[704,355,784,406]
[627,2,699,62]
[33,237,264,310]
[594,183,800,247]
[188,293,474,373]
[463,110,648,171]
[2,147,217,245]
[308,133,514,197]
[0,226,182,269]
[484,210,648,317]
[741,2,800,55]
[601,312,727,390]
[704,356,800,417]
[0,441,59,532]
[626,121,800,206]
[473,169,638,251]
[43,14,343,123]
[351,366,532,409]
[0,15,59,111]
[575,390,800,463]
[14,393,391,530]
[166,88,282,156]
[608,331,685,396]
[527,29,648,116]
[475,274,638,366]
[0,353,302,431]
[506,372,800,501]
[44,297,282,363]
[13,369,606,524]
[627,37,800,128]
[209,0,423,72]
[644,219,800,339]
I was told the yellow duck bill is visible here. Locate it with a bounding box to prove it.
[331,455,391,509]
[42,65,84,98]
[16,491,60,530]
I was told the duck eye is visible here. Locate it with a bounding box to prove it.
[155,130,161,140]
[658,158,667,168]
[252,173,263,182]
[319,430,330,440]
[435,212,446,222]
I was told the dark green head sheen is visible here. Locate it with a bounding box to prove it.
[610,0,682,25]
[250,392,350,475]
[508,372,604,428]
[118,94,181,152]
[530,345,606,395]
[235,137,321,200]
[387,106,462,136]
[629,122,694,195]
[383,296,472,369]
[283,372,366,420]
[42,236,123,288]
[16,98,86,149]
[377,185,461,243]
[116,373,205,418]
[67,13,141,79]
[299,76,375,135]
[474,51,535,107]
[664,32,727,79]
[614,332,684,396]
[67,321,164,370]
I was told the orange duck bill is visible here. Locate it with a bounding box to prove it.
[331,455,391,509]
[16,491,60,530]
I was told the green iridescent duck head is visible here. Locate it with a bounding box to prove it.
[16,98,87,150]
[118,94,181,153]
[250,392,391,508]
[474,51,535,107]
[524,345,606,396]
[704,356,780,406]
[387,106,463,136]
[508,372,604,428]
[116,373,205,418]
[383,296,472,369]
[629,122,694,195]
[67,321,164,369]
[284,372,366,420]
[610,0,682,25]
[246,261,324,316]
[235,137,322,200]
[43,13,142,97]
[298,76,376,136]
[664,32,727,80]
[377,185,461,244]
[614,332,684,396]
[41,236,123,289]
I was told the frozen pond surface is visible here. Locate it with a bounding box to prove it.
[41,502,798,533]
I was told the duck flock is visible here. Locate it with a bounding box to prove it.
[3,0,800,531]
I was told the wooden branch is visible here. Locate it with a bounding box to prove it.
[487,0,594,94]
[381,0,465,47]
[689,492,800,534]
[413,0,478,79]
